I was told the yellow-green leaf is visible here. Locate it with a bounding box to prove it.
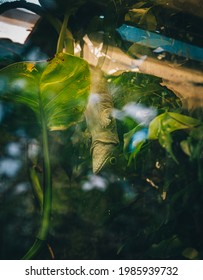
[148,112,200,140]
[0,52,90,131]
[148,112,201,162]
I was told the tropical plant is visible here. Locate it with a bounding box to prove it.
[0,0,203,260]
[0,0,92,259]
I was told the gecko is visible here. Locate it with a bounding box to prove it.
[85,66,119,173]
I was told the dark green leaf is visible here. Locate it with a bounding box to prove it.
[109,72,179,111]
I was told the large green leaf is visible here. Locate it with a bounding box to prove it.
[0,52,90,130]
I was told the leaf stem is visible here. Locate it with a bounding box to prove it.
[56,11,74,54]
[21,239,44,260]
[37,113,52,241]
[29,167,43,210]
[22,107,52,259]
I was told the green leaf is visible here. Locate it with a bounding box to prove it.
[190,125,203,140]
[125,6,157,31]
[124,126,148,165]
[159,118,178,163]
[148,112,200,140]
[148,112,201,162]
[180,140,191,156]
[124,126,139,154]
[124,125,147,153]
[0,52,90,131]
[110,72,179,111]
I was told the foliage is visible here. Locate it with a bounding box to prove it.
[0,53,90,131]
[148,112,201,162]
[0,53,90,258]
[0,0,203,260]
[0,0,91,258]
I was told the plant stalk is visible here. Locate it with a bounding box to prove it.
[56,11,74,54]
[22,109,52,259]
[21,239,44,260]
[30,167,43,210]
[37,113,52,241]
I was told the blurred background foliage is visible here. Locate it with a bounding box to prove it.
[0,0,203,259]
